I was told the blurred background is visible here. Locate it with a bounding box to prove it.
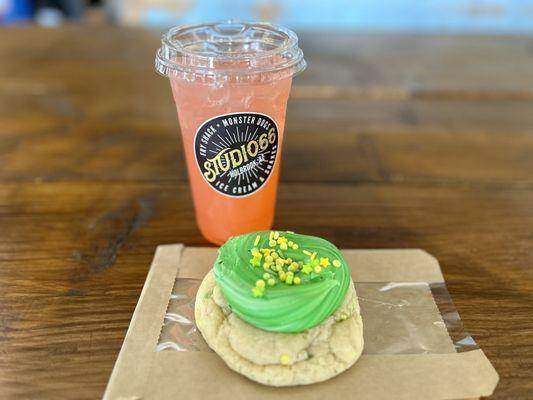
[1,0,533,33]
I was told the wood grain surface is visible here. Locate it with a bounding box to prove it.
[0,27,532,399]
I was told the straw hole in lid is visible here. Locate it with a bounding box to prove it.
[213,21,247,36]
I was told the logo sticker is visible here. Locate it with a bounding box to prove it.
[194,112,279,197]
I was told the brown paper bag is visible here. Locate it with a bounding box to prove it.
[104,245,499,400]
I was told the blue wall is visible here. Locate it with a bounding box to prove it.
[0,0,32,23]
[141,0,533,34]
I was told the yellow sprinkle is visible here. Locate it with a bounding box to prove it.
[340,313,347,321]
[271,252,279,259]
[302,250,312,256]
[273,231,280,240]
[256,279,265,288]
[285,258,292,264]
[263,273,271,280]
[294,277,301,285]
[268,278,276,286]
[291,262,299,270]
[300,264,310,274]
[280,243,288,251]
[261,248,271,254]
[280,354,290,365]
[286,271,294,277]
[252,251,262,258]
[276,264,284,272]
[269,240,277,247]
[277,236,288,244]
[250,259,260,267]
[288,241,293,247]
[263,264,271,271]
[314,265,322,274]
[333,259,341,268]
[319,257,330,267]
[292,244,299,250]
[288,264,296,272]
[279,272,287,281]
[311,252,317,261]
[254,235,261,246]
[269,231,274,241]
[265,255,273,263]
[285,275,293,285]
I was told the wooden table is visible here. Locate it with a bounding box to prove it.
[1,27,532,399]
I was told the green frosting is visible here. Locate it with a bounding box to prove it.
[212,231,351,333]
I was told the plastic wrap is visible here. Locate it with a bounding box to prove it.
[157,278,477,355]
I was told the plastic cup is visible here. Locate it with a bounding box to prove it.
[155,21,306,245]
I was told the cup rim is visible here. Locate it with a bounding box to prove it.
[155,20,307,79]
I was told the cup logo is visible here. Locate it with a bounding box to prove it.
[194,112,279,197]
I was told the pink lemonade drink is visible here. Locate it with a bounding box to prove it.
[156,22,306,244]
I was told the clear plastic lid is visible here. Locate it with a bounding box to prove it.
[155,20,306,82]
